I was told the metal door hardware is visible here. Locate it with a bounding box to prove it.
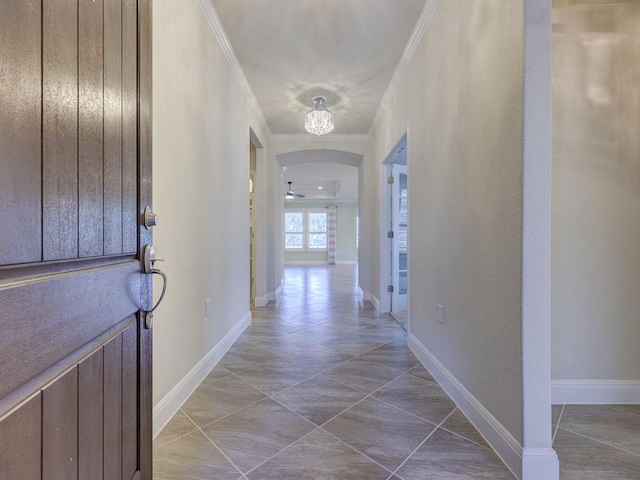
[141,244,168,328]
[143,205,158,229]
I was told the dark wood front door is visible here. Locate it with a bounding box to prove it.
[0,1,152,479]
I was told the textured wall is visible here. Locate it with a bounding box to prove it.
[152,0,269,404]
[369,0,525,443]
[552,0,640,381]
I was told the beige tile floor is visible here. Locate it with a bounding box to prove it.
[154,264,640,479]
[553,404,640,479]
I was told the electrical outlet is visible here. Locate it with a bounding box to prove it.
[205,299,211,316]
[437,304,445,324]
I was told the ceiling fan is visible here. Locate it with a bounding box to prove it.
[285,181,305,199]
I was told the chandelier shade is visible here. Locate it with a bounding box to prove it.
[305,96,334,135]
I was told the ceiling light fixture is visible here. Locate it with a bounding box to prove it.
[305,96,334,136]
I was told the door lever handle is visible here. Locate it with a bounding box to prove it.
[141,244,168,328]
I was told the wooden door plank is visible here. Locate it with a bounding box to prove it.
[43,368,78,480]
[42,0,79,261]
[0,261,140,402]
[122,0,138,254]
[79,0,105,257]
[138,2,154,477]
[122,324,138,479]
[0,394,41,480]
[79,348,105,479]
[104,0,123,255]
[104,332,123,480]
[0,0,42,265]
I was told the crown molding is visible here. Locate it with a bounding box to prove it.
[369,0,440,134]
[270,134,370,143]
[195,0,271,137]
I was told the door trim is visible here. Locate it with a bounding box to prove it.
[379,130,409,314]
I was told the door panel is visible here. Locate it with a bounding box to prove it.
[104,334,123,480]
[104,0,124,255]
[42,0,79,261]
[78,0,105,258]
[0,262,140,402]
[0,1,152,478]
[122,324,139,480]
[43,368,78,479]
[122,0,139,255]
[0,394,41,480]
[79,349,105,479]
[0,0,42,265]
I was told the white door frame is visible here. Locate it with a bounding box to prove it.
[392,164,408,313]
[379,130,409,314]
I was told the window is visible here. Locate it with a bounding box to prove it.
[284,209,327,250]
[308,211,327,249]
[284,211,303,249]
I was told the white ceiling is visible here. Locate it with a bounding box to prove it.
[210,0,428,135]
[210,0,428,201]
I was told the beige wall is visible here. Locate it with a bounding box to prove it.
[369,0,525,443]
[152,0,269,405]
[551,1,640,382]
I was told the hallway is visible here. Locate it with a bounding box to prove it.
[153,265,513,479]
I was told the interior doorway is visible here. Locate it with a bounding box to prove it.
[249,140,257,308]
[391,164,408,317]
[381,133,409,330]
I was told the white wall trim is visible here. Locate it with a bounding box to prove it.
[357,287,370,301]
[551,380,640,405]
[408,333,522,479]
[254,295,269,307]
[370,294,381,312]
[521,3,557,478]
[369,0,440,133]
[195,0,270,136]
[153,311,251,438]
[283,260,327,265]
[523,448,559,480]
[270,134,370,143]
[267,285,282,302]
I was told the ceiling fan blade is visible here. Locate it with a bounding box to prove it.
[294,193,306,198]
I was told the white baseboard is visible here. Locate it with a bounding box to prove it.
[336,260,357,265]
[408,333,522,479]
[357,287,370,301]
[523,448,559,480]
[152,311,251,438]
[552,380,640,404]
[254,295,269,307]
[284,261,327,265]
[267,284,282,302]
[370,294,381,311]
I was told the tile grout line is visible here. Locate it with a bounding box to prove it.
[556,425,640,458]
[249,363,438,475]
[389,407,459,479]
[152,407,202,450]
[180,408,247,479]
[552,404,565,445]
[603,404,640,418]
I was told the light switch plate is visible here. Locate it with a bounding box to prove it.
[437,304,445,324]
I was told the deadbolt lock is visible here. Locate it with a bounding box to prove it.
[143,205,158,229]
